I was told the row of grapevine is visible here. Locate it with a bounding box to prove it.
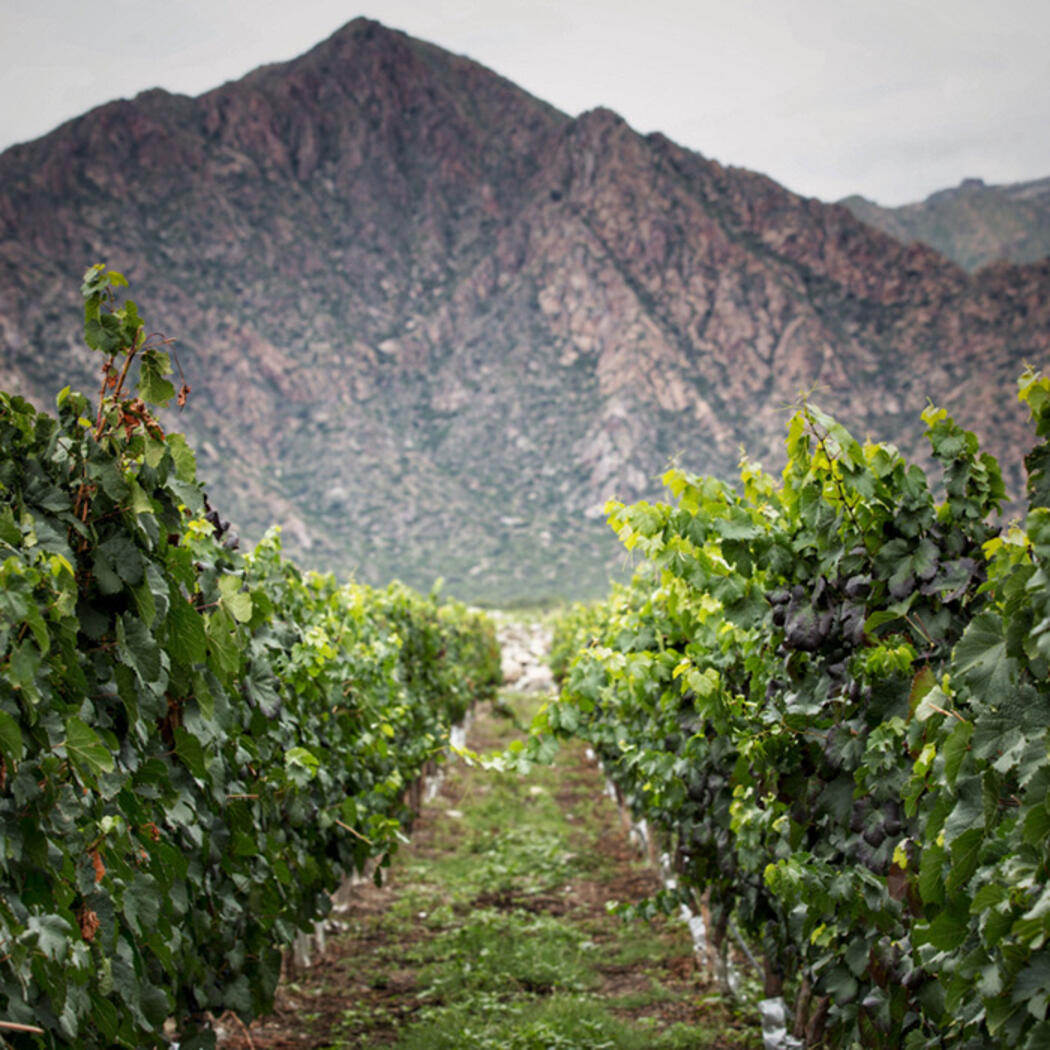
[0,269,501,1048]
[545,373,1050,1048]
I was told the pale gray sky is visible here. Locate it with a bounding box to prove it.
[2,0,1048,205]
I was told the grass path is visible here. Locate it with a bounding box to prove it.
[219,693,760,1050]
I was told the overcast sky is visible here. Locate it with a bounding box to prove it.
[2,0,1048,205]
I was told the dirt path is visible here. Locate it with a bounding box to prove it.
[216,632,759,1050]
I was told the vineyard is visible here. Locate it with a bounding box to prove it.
[0,270,500,1047]
[3,265,1050,1050]
[544,374,1050,1048]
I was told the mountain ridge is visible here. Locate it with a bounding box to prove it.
[1,19,1048,601]
[840,175,1050,271]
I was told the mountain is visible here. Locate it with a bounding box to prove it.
[840,176,1050,271]
[2,18,1049,603]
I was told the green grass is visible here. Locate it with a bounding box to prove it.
[413,909,594,998]
[605,926,685,969]
[307,693,760,1050]
[374,995,705,1050]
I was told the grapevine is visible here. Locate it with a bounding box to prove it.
[547,375,1050,1048]
[0,269,500,1048]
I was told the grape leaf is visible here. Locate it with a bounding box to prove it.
[65,716,115,775]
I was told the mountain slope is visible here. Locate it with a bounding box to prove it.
[1,18,1048,601]
[840,176,1050,271]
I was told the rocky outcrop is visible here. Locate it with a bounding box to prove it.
[1,19,1048,602]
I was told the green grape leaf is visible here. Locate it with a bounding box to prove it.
[117,614,164,688]
[137,349,176,405]
[1012,952,1050,1019]
[942,719,974,787]
[285,746,320,787]
[953,612,1014,700]
[205,607,242,675]
[218,574,253,623]
[947,826,983,894]
[944,775,985,842]
[166,596,208,667]
[138,983,171,1028]
[166,433,197,482]
[65,716,115,775]
[173,726,207,780]
[0,710,24,761]
[123,874,162,935]
[822,964,859,1004]
[26,914,72,962]
[922,901,970,951]
[918,842,946,906]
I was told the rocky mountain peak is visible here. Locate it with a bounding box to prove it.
[1,21,1048,602]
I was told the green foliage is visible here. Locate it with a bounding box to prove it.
[0,271,500,1048]
[548,601,605,685]
[547,378,1050,1048]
